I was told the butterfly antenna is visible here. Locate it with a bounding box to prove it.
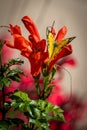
[51,21,56,36]
[56,64,72,102]
[46,20,55,33]
[51,21,55,29]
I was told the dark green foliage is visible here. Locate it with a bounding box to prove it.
[0,40,65,129]
[0,58,24,89]
[0,121,9,130]
[10,91,65,130]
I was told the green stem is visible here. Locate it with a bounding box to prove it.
[0,50,2,67]
[29,122,35,130]
[2,85,5,120]
[41,77,47,99]
[34,79,41,98]
[42,72,54,99]
[0,41,5,120]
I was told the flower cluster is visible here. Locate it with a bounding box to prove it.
[5,16,75,76]
[0,16,77,130]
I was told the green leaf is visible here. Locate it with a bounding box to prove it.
[0,121,9,130]
[13,91,30,102]
[0,80,3,89]
[2,77,10,87]
[11,100,18,108]
[29,100,37,106]
[8,58,24,66]
[19,102,25,111]
[10,91,65,129]
[10,75,21,82]
[34,108,41,118]
[38,100,47,111]
[45,102,54,113]
[6,68,24,82]
[38,127,43,130]
[7,69,23,77]
[41,122,49,130]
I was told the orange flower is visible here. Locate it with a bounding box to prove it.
[48,45,72,71]
[5,16,48,76]
[55,26,67,42]
[5,24,32,55]
[21,16,48,76]
[21,40,48,76]
[21,16,40,43]
[5,16,75,76]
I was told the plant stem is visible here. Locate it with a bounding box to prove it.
[0,41,5,120]
[0,49,2,67]
[34,79,41,98]
[29,122,35,130]
[34,75,41,98]
[2,85,5,120]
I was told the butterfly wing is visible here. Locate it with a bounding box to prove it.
[47,27,76,60]
[52,36,76,58]
[46,27,56,59]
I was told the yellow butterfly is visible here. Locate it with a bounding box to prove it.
[46,26,76,60]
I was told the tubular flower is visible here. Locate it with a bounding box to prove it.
[48,45,72,71]
[47,26,75,71]
[21,16,48,76]
[4,16,48,76]
[21,16,40,42]
[4,16,75,76]
[5,24,32,54]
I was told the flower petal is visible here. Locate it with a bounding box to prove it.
[5,24,31,52]
[48,45,72,71]
[29,34,39,44]
[5,41,15,48]
[36,39,46,52]
[29,53,42,76]
[22,16,40,41]
[21,48,32,58]
[10,24,22,35]
[56,26,67,42]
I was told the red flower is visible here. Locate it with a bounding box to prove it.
[5,24,31,54]
[48,45,72,71]
[21,16,40,42]
[5,16,75,76]
[21,16,48,76]
[5,16,48,76]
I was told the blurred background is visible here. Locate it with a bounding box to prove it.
[0,0,87,129]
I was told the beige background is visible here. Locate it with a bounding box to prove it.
[0,0,87,99]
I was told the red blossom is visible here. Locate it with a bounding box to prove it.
[4,16,49,76]
[48,45,72,71]
[4,16,74,76]
[5,24,32,55]
[21,16,40,42]
[21,16,48,76]
[55,26,67,42]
